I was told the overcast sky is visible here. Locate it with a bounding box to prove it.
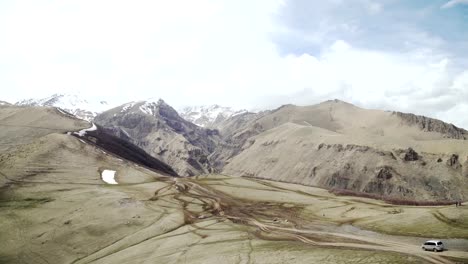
[1,0,468,127]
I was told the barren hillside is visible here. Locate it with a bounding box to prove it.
[222,100,468,201]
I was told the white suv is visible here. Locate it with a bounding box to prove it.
[422,240,444,252]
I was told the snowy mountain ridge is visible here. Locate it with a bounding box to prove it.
[10,93,248,126]
[179,105,248,127]
[15,94,110,121]
[116,99,168,117]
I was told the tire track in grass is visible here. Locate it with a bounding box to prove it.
[175,178,457,264]
[432,211,468,229]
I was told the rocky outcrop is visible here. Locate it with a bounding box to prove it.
[362,166,403,196]
[376,166,394,180]
[393,112,468,139]
[446,154,461,170]
[401,148,419,161]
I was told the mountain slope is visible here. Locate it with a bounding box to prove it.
[249,99,467,141]
[75,125,178,176]
[222,100,468,201]
[0,105,176,186]
[94,100,221,176]
[208,111,268,170]
[0,105,89,154]
[16,94,110,121]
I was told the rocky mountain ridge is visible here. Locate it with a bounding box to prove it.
[94,99,220,176]
[392,111,468,139]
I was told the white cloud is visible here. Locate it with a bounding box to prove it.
[241,39,468,128]
[367,2,382,14]
[441,0,468,9]
[0,1,468,129]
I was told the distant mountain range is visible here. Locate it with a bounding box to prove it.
[4,94,468,201]
[9,94,247,126]
[14,94,110,121]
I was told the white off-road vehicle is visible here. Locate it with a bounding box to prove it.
[422,240,444,252]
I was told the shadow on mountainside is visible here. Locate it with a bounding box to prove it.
[73,125,178,177]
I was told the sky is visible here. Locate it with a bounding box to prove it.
[1,0,468,127]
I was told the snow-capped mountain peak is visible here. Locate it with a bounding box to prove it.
[179,105,248,127]
[137,101,161,116]
[15,94,110,121]
[115,99,174,117]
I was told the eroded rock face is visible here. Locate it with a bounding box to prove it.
[362,166,400,196]
[326,163,404,197]
[223,133,468,201]
[376,166,393,180]
[393,112,468,139]
[326,163,354,189]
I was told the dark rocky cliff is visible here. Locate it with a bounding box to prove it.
[393,111,468,139]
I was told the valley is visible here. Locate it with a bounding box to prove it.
[1,101,468,263]
[2,160,468,263]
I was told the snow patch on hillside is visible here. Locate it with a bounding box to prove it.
[101,170,118,184]
[74,123,97,137]
[121,128,131,138]
[121,102,136,112]
[139,102,157,116]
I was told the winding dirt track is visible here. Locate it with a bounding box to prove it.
[166,178,467,264]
